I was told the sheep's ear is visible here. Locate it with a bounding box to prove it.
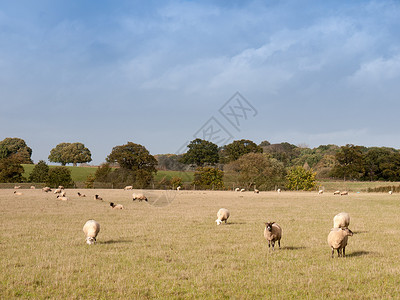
[271,222,275,224]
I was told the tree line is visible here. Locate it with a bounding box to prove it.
[1,137,400,190]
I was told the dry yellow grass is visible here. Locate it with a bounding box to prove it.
[1,189,400,298]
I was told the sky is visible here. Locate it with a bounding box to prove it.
[1,0,400,165]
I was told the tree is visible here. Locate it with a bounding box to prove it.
[330,144,365,181]
[363,147,400,181]
[46,167,73,187]
[29,160,49,182]
[286,166,316,191]
[262,142,299,167]
[180,139,219,167]
[0,137,33,163]
[0,156,25,183]
[221,139,263,163]
[225,153,286,190]
[106,142,157,188]
[94,163,113,182]
[193,166,224,189]
[48,142,92,166]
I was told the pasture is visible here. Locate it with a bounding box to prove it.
[1,189,400,298]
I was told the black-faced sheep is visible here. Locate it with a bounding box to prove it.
[77,192,86,197]
[327,227,353,258]
[14,191,22,195]
[83,220,100,245]
[94,194,103,201]
[132,193,147,202]
[340,191,348,196]
[254,189,259,194]
[215,208,230,225]
[57,195,68,201]
[110,202,124,209]
[264,222,282,249]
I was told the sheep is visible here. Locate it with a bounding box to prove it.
[333,190,340,195]
[177,186,181,191]
[94,194,103,201]
[234,188,240,192]
[14,191,22,195]
[14,185,21,189]
[30,186,35,189]
[77,192,86,197]
[132,193,148,202]
[124,186,133,190]
[264,222,282,249]
[277,189,281,193]
[83,220,100,245]
[57,195,68,201]
[110,202,124,209]
[254,189,259,194]
[58,186,64,190]
[333,212,350,229]
[327,227,353,258]
[59,190,66,197]
[389,190,393,195]
[54,188,62,194]
[240,188,245,192]
[318,189,324,194]
[215,208,230,225]
[42,187,52,192]
[340,191,348,196]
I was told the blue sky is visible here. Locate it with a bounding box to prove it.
[1,0,400,164]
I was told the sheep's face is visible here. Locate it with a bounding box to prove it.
[86,237,96,245]
[344,228,353,236]
[266,222,275,232]
[216,219,222,225]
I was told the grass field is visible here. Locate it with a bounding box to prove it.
[1,189,400,298]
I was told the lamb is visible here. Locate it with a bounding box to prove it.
[240,188,245,192]
[235,188,240,192]
[264,222,282,249]
[42,187,52,192]
[132,193,148,202]
[77,192,86,197]
[83,220,100,245]
[318,189,323,194]
[215,208,230,225]
[333,212,350,229]
[57,195,68,201]
[254,189,259,194]
[327,227,353,258]
[94,194,103,201]
[14,191,22,195]
[124,186,133,190]
[340,191,348,196]
[333,190,340,195]
[110,202,124,209]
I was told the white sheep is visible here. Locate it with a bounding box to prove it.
[54,188,62,194]
[340,191,348,196]
[124,186,133,190]
[77,192,86,197]
[14,191,22,195]
[333,212,350,229]
[215,208,230,225]
[57,195,68,201]
[240,188,245,192]
[132,193,148,202]
[30,186,36,189]
[327,227,353,258]
[110,202,124,209]
[177,186,181,191]
[94,194,103,201]
[234,188,240,192]
[264,222,282,249]
[389,190,393,195]
[318,189,323,194]
[254,189,259,194]
[42,187,52,192]
[59,190,66,197]
[58,185,64,190]
[14,185,21,189]
[333,190,340,195]
[277,189,281,193]
[83,220,100,245]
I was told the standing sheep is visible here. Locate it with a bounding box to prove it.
[340,191,348,196]
[124,186,133,190]
[132,193,147,202]
[83,220,100,245]
[264,222,282,249]
[327,227,353,258]
[277,189,281,193]
[389,190,393,195]
[333,212,350,229]
[333,190,340,195]
[215,208,230,225]
[254,189,259,194]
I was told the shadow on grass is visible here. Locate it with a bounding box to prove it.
[100,239,133,245]
[225,222,247,225]
[281,246,306,251]
[353,231,368,234]
[346,250,370,257]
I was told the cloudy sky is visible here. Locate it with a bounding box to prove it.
[1,0,400,164]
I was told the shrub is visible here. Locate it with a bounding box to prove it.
[46,167,73,188]
[29,160,49,183]
[286,166,316,191]
[193,167,224,190]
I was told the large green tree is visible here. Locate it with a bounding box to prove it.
[48,142,92,166]
[0,156,25,183]
[193,166,224,189]
[106,142,157,188]
[221,139,263,163]
[286,166,316,191]
[363,147,400,181]
[330,144,365,180]
[29,160,49,183]
[180,139,219,167]
[46,166,73,187]
[0,137,33,163]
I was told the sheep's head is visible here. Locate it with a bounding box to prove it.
[265,222,275,232]
[86,237,96,245]
[343,228,353,236]
[216,219,222,225]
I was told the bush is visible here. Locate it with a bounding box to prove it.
[193,167,224,190]
[29,160,49,183]
[286,166,316,191]
[0,156,24,183]
[46,167,73,188]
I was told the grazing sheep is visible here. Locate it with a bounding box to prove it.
[389,190,393,195]
[58,186,64,190]
[110,202,124,209]
[240,188,245,192]
[333,212,350,229]
[277,189,281,193]
[340,191,348,196]
[264,222,282,249]
[177,186,181,191]
[14,185,21,189]
[94,194,103,201]
[333,190,340,195]
[42,187,52,192]
[215,208,230,225]
[318,189,324,194]
[235,188,240,192]
[54,188,62,194]
[77,192,86,197]
[14,191,22,195]
[327,227,353,258]
[124,186,133,190]
[83,220,100,245]
[30,186,35,189]
[132,193,148,202]
[254,189,259,194]
[57,195,68,201]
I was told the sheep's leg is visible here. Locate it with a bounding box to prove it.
[343,247,346,257]
[271,241,275,250]
[331,248,334,258]
[278,240,280,248]
[337,249,341,257]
